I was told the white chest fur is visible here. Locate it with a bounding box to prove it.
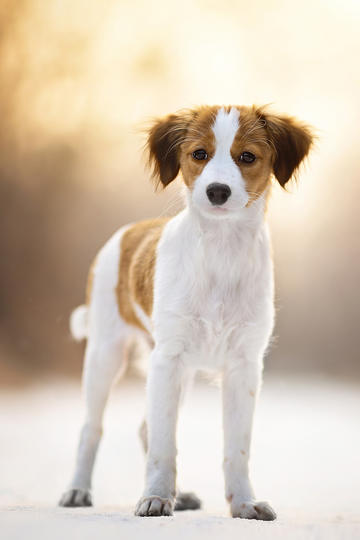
[152,203,274,371]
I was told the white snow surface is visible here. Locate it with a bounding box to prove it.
[1,375,359,539]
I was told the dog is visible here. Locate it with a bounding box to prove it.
[59,105,313,520]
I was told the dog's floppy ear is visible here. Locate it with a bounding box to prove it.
[259,110,314,187]
[147,113,189,188]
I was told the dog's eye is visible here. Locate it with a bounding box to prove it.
[192,149,208,160]
[239,151,256,163]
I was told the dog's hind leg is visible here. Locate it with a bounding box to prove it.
[59,336,128,507]
[59,226,132,507]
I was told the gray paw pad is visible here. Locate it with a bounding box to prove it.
[59,489,92,507]
[174,491,202,511]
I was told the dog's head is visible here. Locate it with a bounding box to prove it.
[147,105,314,219]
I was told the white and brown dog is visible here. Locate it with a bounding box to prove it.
[59,105,313,520]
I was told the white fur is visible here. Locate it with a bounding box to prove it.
[60,108,276,520]
[70,305,88,341]
[138,201,274,516]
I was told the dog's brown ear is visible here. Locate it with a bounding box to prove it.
[259,110,314,187]
[147,113,188,188]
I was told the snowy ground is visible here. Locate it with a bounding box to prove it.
[1,375,359,539]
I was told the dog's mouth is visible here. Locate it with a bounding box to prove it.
[210,206,229,213]
[205,201,248,216]
[198,204,239,220]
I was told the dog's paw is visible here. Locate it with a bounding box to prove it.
[58,488,92,507]
[174,491,202,511]
[135,496,173,517]
[231,500,276,521]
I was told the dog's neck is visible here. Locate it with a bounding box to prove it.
[169,194,270,289]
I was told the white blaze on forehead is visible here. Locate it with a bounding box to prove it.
[212,107,240,156]
[190,105,249,214]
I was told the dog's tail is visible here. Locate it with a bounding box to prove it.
[70,305,88,341]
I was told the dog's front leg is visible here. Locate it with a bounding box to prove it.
[222,358,276,521]
[135,348,181,517]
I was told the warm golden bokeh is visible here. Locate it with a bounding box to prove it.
[1,0,359,382]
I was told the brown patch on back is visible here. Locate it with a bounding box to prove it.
[116,218,168,331]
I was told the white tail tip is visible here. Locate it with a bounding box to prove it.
[70,305,88,341]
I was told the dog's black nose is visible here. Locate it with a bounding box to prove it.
[206,183,231,205]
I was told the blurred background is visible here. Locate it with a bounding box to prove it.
[1,0,359,384]
[1,2,360,532]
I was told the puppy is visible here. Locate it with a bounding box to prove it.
[59,105,313,520]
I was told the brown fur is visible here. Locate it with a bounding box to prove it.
[116,218,168,331]
[231,106,274,205]
[256,107,314,187]
[148,106,218,189]
[147,113,190,188]
[179,106,218,190]
[147,104,313,199]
